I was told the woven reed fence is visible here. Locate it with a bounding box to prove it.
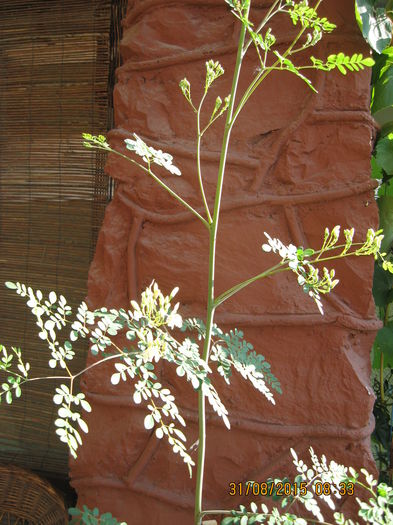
[0,0,126,476]
[0,464,68,524]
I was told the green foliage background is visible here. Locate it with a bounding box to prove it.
[355,0,393,481]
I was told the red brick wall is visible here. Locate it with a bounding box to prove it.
[70,1,379,522]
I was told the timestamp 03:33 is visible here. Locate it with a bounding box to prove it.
[228,481,355,498]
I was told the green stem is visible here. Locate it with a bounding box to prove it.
[194,4,250,524]
[73,352,130,379]
[381,306,389,403]
[14,375,69,384]
[354,480,377,497]
[215,262,283,307]
[201,106,228,135]
[381,351,385,403]
[106,147,210,230]
[10,353,126,388]
[197,94,213,223]
[308,249,373,265]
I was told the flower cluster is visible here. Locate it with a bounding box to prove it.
[179,78,194,110]
[205,59,224,92]
[262,233,299,269]
[262,233,330,314]
[124,134,181,176]
[131,281,182,330]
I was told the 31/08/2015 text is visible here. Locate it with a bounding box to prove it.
[228,481,355,497]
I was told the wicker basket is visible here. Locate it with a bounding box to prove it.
[0,464,68,524]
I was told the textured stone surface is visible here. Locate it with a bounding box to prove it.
[70,1,380,522]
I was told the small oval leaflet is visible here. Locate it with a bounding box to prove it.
[144,414,155,430]
[156,427,164,439]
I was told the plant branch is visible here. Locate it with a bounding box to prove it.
[214,240,377,308]
[105,146,210,230]
[243,0,282,55]
[72,352,130,380]
[5,353,131,390]
[214,261,283,307]
[232,1,322,124]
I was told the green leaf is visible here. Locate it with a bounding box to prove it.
[363,57,376,66]
[64,341,72,351]
[4,281,17,290]
[356,0,393,53]
[221,519,235,525]
[68,508,81,516]
[326,52,375,75]
[144,414,155,430]
[371,155,383,179]
[78,418,89,434]
[373,263,393,306]
[355,1,363,32]
[287,3,336,33]
[379,177,393,197]
[240,515,248,525]
[372,59,393,131]
[378,196,393,252]
[372,326,393,368]
[274,51,317,92]
[375,133,393,175]
[111,373,121,385]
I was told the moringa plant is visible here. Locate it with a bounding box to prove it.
[0,1,390,524]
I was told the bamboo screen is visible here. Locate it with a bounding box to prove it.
[0,0,126,476]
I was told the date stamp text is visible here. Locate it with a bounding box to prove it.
[228,481,354,497]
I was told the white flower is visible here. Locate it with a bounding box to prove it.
[262,233,298,265]
[287,244,299,269]
[124,134,181,176]
[167,303,182,329]
[262,232,327,315]
[262,232,286,255]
